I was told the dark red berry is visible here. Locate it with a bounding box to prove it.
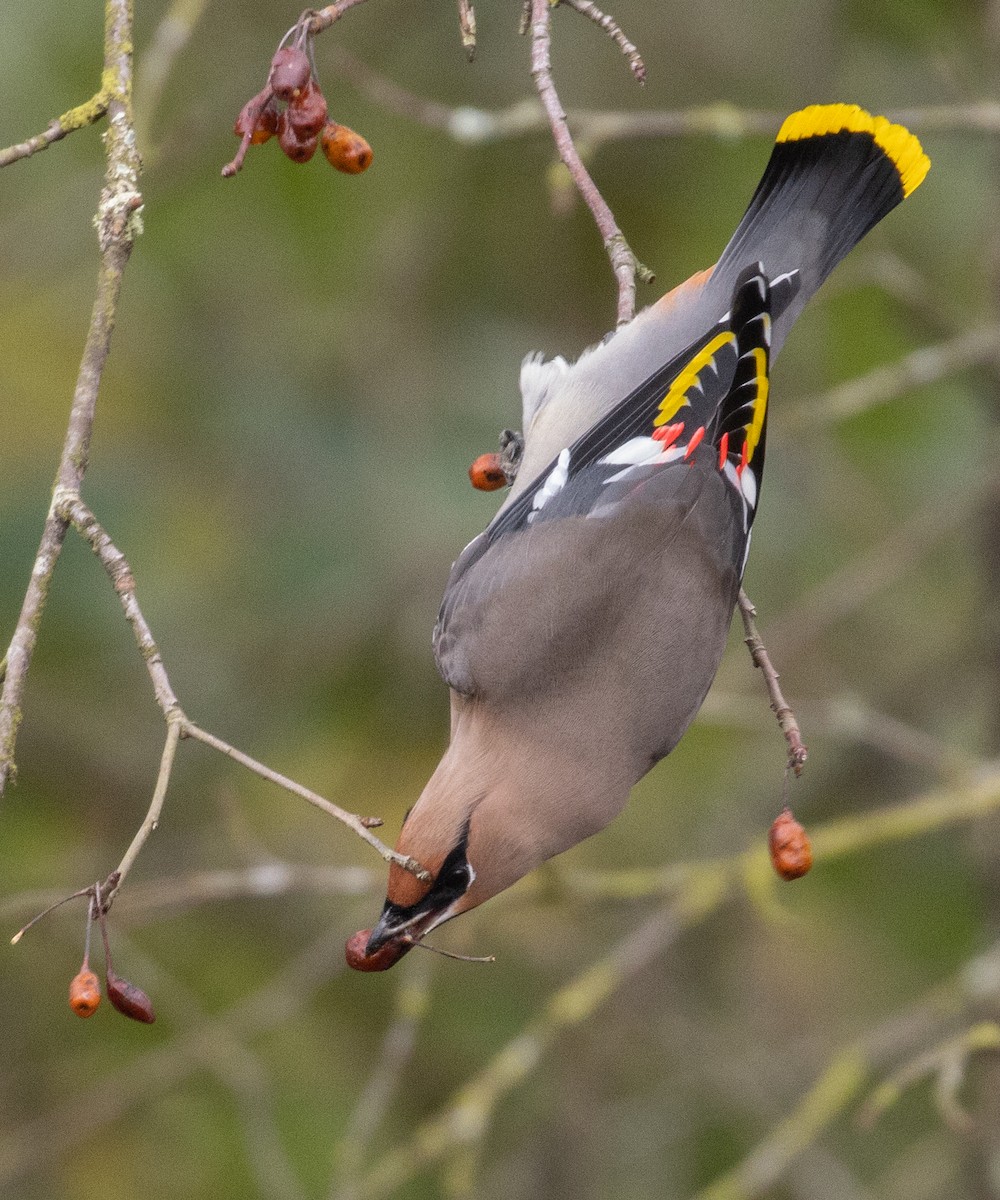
[288,81,329,138]
[106,968,156,1023]
[277,111,318,163]
[268,47,311,101]
[345,929,412,972]
[235,96,279,145]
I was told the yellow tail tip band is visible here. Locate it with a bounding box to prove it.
[777,103,930,198]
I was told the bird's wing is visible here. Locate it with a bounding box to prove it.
[434,264,776,699]
[509,105,929,500]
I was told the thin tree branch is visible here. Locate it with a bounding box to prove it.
[559,0,646,83]
[0,863,376,927]
[58,494,182,717]
[183,723,429,879]
[0,0,140,797]
[529,0,651,326]
[737,589,808,775]
[110,721,182,901]
[308,0,376,35]
[457,0,477,61]
[49,495,429,891]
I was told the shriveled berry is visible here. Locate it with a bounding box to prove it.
[768,807,813,881]
[277,111,318,164]
[252,99,279,144]
[288,81,329,138]
[106,968,156,1023]
[321,124,374,175]
[234,95,279,145]
[69,968,101,1018]
[345,929,411,972]
[268,47,311,100]
[469,452,507,491]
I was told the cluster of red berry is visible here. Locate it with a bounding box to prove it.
[223,43,373,179]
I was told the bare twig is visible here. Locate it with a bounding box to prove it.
[58,494,181,717]
[48,495,430,890]
[2,863,377,929]
[109,721,182,902]
[858,1022,1000,1132]
[308,0,376,35]
[183,723,430,879]
[737,589,808,775]
[529,0,651,326]
[0,0,140,796]
[560,0,646,83]
[694,1051,868,1200]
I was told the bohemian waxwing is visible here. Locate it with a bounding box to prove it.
[357,104,930,966]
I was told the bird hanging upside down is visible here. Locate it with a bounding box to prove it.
[348,104,930,971]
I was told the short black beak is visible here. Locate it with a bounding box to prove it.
[365,903,416,955]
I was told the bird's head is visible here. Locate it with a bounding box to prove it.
[363,785,534,958]
[348,706,627,971]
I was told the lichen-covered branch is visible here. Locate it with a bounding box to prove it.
[0,0,140,797]
[0,79,115,168]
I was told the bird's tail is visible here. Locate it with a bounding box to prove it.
[712,104,930,351]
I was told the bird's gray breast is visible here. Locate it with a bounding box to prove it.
[434,459,743,778]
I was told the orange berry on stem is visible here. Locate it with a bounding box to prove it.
[69,968,101,1018]
[321,123,374,175]
[768,807,813,881]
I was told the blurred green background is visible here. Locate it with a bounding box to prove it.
[3,1,1000,1197]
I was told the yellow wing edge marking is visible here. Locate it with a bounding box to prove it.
[776,103,930,198]
[743,347,769,463]
[653,332,735,427]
